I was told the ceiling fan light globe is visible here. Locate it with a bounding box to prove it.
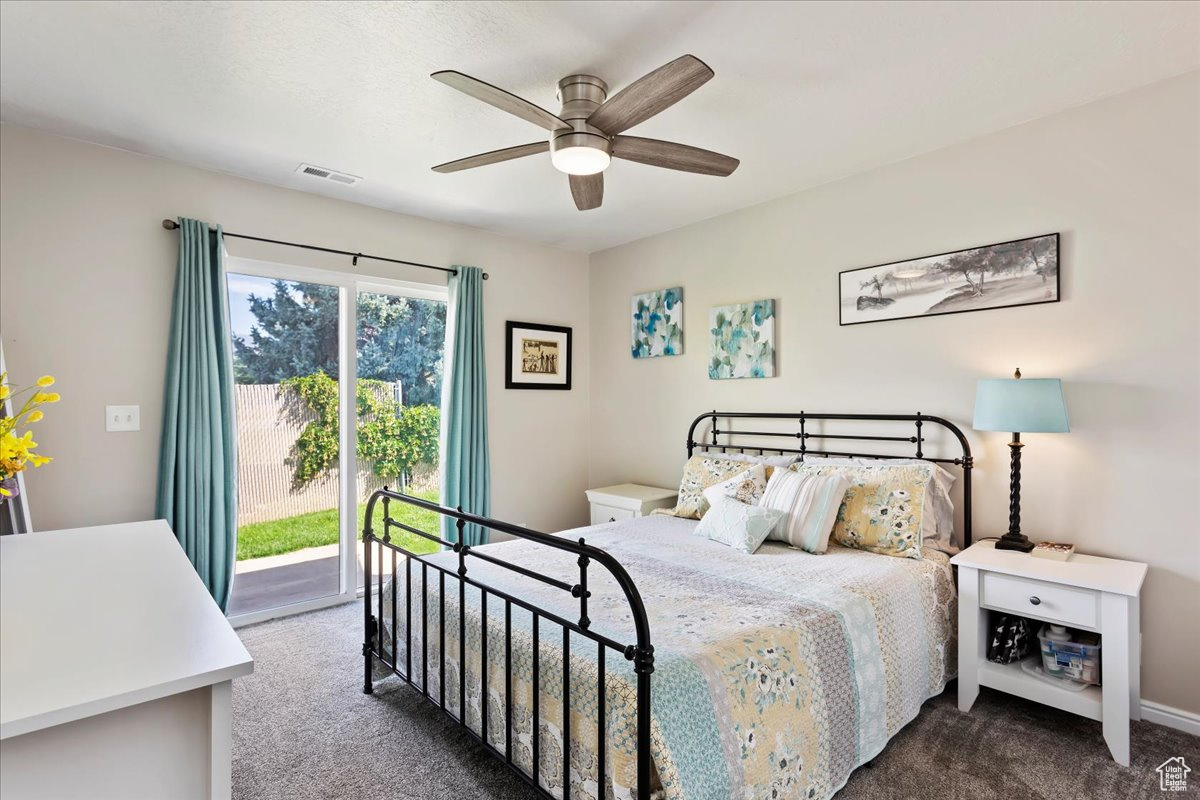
[551,146,610,176]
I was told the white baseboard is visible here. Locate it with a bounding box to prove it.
[1142,700,1200,736]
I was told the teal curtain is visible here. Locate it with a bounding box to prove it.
[156,217,237,611]
[440,265,491,546]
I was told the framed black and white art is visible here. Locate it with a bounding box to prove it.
[839,233,1060,326]
[505,321,572,390]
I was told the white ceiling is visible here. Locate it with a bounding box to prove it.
[2,1,1197,253]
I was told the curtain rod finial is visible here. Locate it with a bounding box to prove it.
[161,218,179,230]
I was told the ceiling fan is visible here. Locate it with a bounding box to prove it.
[430,54,739,211]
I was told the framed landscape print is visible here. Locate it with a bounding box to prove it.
[709,299,775,379]
[505,321,572,390]
[839,232,1060,326]
[631,287,683,358]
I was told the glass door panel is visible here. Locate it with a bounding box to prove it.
[355,287,447,589]
[225,273,343,616]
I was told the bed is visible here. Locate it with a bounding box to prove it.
[362,411,973,800]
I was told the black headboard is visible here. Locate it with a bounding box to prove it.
[686,411,974,547]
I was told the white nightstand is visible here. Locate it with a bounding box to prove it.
[585,484,677,525]
[951,541,1147,766]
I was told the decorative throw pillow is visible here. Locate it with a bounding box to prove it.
[802,457,957,551]
[794,463,935,559]
[759,468,850,554]
[693,496,784,554]
[701,463,768,508]
[662,455,761,519]
[702,451,798,468]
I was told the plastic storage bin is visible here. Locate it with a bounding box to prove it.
[1038,624,1101,685]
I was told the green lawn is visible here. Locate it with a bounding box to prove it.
[236,488,442,561]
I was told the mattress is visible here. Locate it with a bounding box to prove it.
[376,513,956,800]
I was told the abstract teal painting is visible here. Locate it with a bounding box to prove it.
[631,287,683,358]
[709,299,775,379]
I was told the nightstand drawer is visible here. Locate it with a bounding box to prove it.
[590,504,635,525]
[981,572,1098,628]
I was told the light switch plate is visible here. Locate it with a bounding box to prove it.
[105,405,140,432]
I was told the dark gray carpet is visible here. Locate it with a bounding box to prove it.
[233,602,1198,800]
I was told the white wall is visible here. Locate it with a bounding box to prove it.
[0,124,591,535]
[588,72,1200,714]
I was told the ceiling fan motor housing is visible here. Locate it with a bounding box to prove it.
[552,74,611,161]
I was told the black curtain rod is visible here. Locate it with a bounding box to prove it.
[160,219,487,279]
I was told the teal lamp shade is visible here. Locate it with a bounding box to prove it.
[973,378,1070,433]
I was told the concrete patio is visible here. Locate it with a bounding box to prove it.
[227,541,398,617]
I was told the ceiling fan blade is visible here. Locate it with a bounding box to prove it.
[432,142,550,173]
[612,136,739,176]
[569,173,603,211]
[587,55,714,135]
[432,70,570,132]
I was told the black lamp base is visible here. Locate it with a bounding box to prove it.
[995,532,1035,553]
[997,433,1035,553]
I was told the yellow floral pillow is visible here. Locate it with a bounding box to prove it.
[793,463,933,559]
[659,455,758,519]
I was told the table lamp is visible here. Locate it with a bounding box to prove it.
[973,368,1070,552]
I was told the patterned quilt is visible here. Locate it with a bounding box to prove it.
[376,514,955,800]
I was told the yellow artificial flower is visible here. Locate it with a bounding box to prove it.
[1,430,48,468]
[1,431,26,464]
[0,374,59,494]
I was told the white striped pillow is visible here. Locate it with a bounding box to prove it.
[759,468,850,553]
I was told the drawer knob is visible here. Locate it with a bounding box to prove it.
[1029,596,1041,606]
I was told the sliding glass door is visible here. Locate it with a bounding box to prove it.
[222,258,446,624]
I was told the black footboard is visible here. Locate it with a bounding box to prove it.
[361,489,655,800]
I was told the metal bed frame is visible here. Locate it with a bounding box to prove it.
[361,410,974,800]
[686,410,974,547]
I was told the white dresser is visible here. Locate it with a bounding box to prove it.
[0,520,254,799]
[952,540,1146,766]
[585,483,678,525]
